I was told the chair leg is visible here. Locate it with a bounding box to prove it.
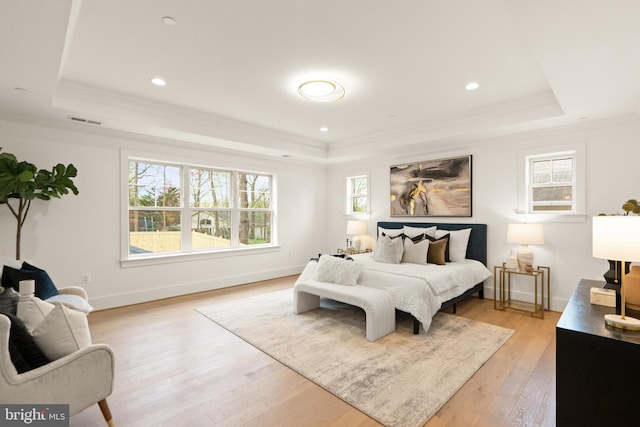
[98,399,114,427]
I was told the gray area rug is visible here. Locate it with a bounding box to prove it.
[197,288,513,427]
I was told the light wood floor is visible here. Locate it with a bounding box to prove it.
[71,276,560,427]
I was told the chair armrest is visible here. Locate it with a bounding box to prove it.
[0,316,114,415]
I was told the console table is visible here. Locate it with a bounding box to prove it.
[556,279,640,426]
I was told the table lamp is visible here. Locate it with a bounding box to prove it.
[506,223,545,270]
[592,215,640,330]
[346,220,367,252]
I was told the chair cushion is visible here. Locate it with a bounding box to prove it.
[2,263,59,300]
[17,295,55,332]
[2,313,51,373]
[31,303,91,361]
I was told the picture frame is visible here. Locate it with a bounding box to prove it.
[390,155,472,217]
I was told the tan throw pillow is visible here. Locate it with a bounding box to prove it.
[31,303,92,360]
[427,237,448,265]
[402,237,429,264]
[16,296,55,333]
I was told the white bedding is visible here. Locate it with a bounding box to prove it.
[295,254,492,332]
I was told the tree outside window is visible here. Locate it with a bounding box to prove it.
[127,159,273,256]
[347,175,368,215]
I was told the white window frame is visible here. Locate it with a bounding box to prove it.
[345,172,370,219]
[121,153,278,266]
[516,142,586,223]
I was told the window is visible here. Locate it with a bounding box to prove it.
[526,151,577,213]
[346,174,368,215]
[127,158,273,258]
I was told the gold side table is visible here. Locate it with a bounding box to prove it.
[494,264,550,319]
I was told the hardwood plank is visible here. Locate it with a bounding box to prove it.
[70,278,558,427]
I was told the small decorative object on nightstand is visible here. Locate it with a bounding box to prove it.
[494,263,550,318]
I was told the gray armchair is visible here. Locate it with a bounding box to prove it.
[0,315,116,426]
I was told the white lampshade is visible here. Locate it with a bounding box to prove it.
[593,216,640,261]
[506,223,545,245]
[592,215,640,330]
[346,220,367,236]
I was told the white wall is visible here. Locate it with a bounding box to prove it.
[0,118,328,309]
[3,115,639,312]
[327,117,640,311]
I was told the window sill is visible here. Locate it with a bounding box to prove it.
[120,245,281,268]
[515,212,588,223]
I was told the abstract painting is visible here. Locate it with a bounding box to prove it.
[390,155,472,217]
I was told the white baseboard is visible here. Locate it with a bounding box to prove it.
[483,287,568,312]
[90,264,306,310]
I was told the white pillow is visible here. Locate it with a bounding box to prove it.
[402,238,429,264]
[403,225,437,239]
[46,294,94,313]
[313,255,363,286]
[374,234,404,264]
[377,227,404,238]
[16,295,55,332]
[31,303,92,360]
[435,228,472,262]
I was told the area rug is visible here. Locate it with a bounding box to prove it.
[196,289,513,427]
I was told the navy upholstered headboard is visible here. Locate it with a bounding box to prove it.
[377,221,488,266]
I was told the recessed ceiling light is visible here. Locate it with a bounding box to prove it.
[150,77,167,86]
[163,16,177,26]
[320,127,329,132]
[298,80,345,102]
[465,81,480,91]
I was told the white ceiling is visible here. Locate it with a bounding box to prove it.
[2,0,640,163]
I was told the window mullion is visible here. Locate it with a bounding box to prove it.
[182,166,192,251]
[230,170,239,248]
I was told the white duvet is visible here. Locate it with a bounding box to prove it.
[295,253,492,332]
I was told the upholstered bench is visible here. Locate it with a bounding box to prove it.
[294,280,396,341]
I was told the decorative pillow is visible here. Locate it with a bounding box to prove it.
[435,228,471,262]
[374,234,404,264]
[377,227,404,238]
[16,296,55,333]
[427,237,449,265]
[403,225,437,239]
[402,237,429,264]
[426,233,450,262]
[2,263,59,300]
[313,254,363,286]
[31,303,92,361]
[46,294,94,314]
[2,313,51,374]
[0,256,21,274]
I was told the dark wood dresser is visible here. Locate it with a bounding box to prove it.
[556,279,640,426]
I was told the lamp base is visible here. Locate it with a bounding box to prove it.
[604,313,640,331]
[516,246,534,270]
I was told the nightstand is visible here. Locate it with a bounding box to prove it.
[494,264,550,318]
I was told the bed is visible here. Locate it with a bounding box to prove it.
[294,221,491,335]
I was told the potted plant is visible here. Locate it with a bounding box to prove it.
[0,148,79,260]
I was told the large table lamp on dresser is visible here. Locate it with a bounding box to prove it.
[592,215,640,330]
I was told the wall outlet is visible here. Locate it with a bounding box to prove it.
[81,273,91,284]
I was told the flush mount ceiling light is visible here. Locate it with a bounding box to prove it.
[298,79,345,102]
[319,127,329,132]
[150,77,167,86]
[465,81,480,91]
[162,16,177,26]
